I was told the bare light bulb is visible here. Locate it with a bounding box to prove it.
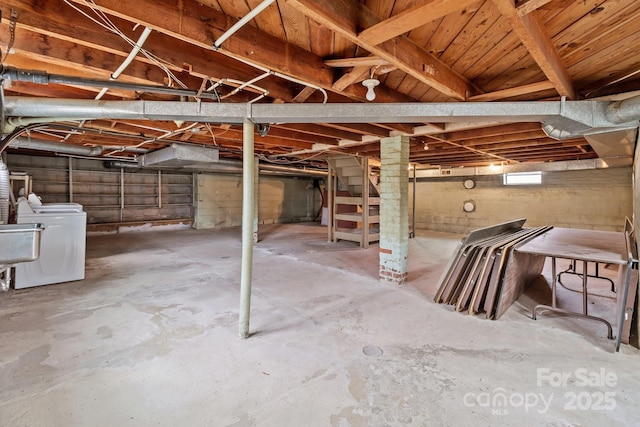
[362,78,379,101]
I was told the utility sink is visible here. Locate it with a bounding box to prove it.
[0,223,44,266]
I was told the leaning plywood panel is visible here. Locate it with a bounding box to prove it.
[483,227,549,319]
[494,251,546,320]
[434,218,526,303]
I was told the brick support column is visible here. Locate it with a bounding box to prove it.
[379,135,409,285]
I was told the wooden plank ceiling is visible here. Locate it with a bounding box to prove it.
[1,0,639,169]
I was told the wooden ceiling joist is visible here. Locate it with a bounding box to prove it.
[63,0,412,103]
[490,0,576,99]
[288,0,476,100]
[357,0,481,46]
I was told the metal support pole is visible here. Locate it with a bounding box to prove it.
[120,167,124,222]
[411,164,416,238]
[239,118,255,339]
[68,157,74,203]
[582,260,588,316]
[362,157,369,248]
[157,170,162,208]
[253,157,259,244]
[327,166,333,242]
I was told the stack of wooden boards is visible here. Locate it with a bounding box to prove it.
[434,219,552,319]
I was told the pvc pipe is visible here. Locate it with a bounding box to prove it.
[239,118,255,339]
[213,0,276,49]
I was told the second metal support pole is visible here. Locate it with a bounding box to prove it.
[239,118,255,339]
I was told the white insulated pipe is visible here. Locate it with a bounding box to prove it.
[96,26,153,100]
[210,0,328,104]
[213,0,276,49]
[239,118,255,339]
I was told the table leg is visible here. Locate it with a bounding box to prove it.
[583,260,588,316]
[533,257,613,340]
[551,257,557,308]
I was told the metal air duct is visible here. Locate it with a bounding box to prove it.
[9,137,104,156]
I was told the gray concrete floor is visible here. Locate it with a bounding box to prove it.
[1,222,639,426]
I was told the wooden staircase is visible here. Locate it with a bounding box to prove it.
[326,154,380,248]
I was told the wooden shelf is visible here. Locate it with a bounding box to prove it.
[334,213,380,223]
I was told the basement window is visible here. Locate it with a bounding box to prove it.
[503,171,542,186]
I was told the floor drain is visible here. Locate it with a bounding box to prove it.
[362,345,383,357]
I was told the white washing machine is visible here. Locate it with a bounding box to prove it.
[15,198,87,288]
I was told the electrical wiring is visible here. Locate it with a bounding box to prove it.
[257,150,328,165]
[64,0,189,90]
[64,0,274,100]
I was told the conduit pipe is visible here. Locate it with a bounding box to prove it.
[0,66,223,101]
[4,116,91,134]
[96,26,153,100]
[239,118,255,339]
[235,53,330,103]
[213,0,276,49]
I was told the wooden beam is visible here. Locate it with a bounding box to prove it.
[325,57,389,67]
[288,0,475,100]
[516,0,555,16]
[324,123,390,138]
[0,28,168,85]
[0,0,299,102]
[332,66,370,91]
[443,123,542,141]
[274,123,363,141]
[292,86,317,103]
[468,81,555,101]
[358,0,480,46]
[64,0,412,103]
[491,0,576,99]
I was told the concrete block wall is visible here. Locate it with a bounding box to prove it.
[6,154,193,224]
[194,173,319,229]
[411,167,633,233]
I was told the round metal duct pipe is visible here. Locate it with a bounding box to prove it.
[541,123,581,140]
[103,161,141,170]
[9,137,104,156]
[606,94,640,124]
[8,137,148,156]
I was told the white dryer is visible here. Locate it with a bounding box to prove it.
[15,198,87,288]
